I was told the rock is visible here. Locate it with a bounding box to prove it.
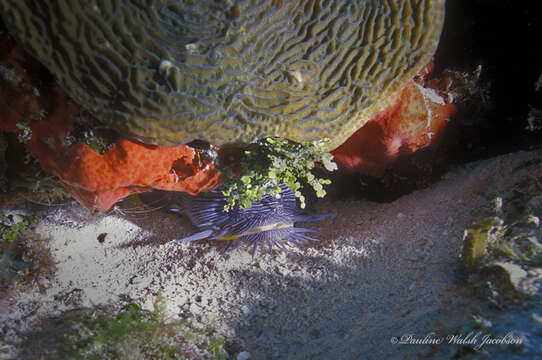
[0,132,6,191]
[526,195,542,217]
[237,351,252,360]
[461,217,504,271]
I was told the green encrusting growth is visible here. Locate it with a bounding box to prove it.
[0,214,55,291]
[461,215,542,271]
[0,214,31,245]
[17,296,228,360]
[461,217,505,271]
[460,211,542,298]
[221,137,337,211]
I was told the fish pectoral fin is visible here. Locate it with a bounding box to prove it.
[173,229,214,243]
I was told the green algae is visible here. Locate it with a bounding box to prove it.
[221,137,337,211]
[461,215,542,273]
[462,217,505,271]
[0,213,55,291]
[16,295,228,360]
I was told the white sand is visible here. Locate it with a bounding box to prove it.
[2,149,540,359]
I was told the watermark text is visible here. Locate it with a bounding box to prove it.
[390,331,523,350]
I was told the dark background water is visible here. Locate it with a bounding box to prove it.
[337,0,542,202]
[435,0,542,159]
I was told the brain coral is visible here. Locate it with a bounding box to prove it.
[0,0,445,151]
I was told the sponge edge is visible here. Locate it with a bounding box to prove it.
[0,0,446,150]
[172,184,332,256]
[331,63,457,177]
[0,35,224,212]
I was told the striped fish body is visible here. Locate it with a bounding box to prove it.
[172,185,330,256]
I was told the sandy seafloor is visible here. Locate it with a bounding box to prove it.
[2,149,542,359]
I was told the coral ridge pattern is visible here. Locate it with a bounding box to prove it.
[0,0,445,150]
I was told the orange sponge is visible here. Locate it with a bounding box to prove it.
[0,35,221,212]
[331,63,457,177]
